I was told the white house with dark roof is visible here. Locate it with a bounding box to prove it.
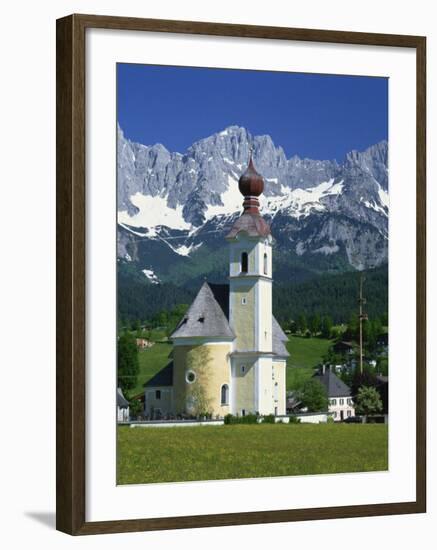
[144,156,289,419]
[313,367,355,421]
[117,387,130,422]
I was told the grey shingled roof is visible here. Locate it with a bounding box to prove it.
[171,282,235,339]
[117,387,129,408]
[313,369,351,397]
[144,362,174,387]
[171,282,288,357]
[272,315,290,357]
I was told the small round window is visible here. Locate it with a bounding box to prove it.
[186,370,196,384]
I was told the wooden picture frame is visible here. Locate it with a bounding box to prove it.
[56,13,426,535]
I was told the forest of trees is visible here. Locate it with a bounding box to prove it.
[118,263,195,326]
[118,264,388,327]
[273,266,388,324]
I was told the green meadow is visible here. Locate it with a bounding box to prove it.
[130,342,172,396]
[286,335,332,391]
[117,423,388,485]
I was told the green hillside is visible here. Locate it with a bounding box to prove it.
[286,336,332,391]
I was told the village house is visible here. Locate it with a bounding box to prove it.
[116,387,130,422]
[313,367,355,421]
[136,338,154,349]
[144,156,289,419]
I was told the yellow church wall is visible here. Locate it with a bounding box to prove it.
[232,360,256,414]
[173,345,188,413]
[230,283,255,351]
[172,342,232,417]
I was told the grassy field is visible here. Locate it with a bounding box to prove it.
[286,336,332,391]
[130,342,172,396]
[117,423,388,484]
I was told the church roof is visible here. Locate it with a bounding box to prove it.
[208,283,230,319]
[171,282,288,357]
[272,316,290,358]
[171,282,235,339]
[225,212,271,239]
[144,362,174,387]
[313,369,351,398]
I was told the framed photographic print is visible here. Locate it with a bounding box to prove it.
[56,14,426,535]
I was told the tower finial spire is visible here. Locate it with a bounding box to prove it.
[238,151,264,214]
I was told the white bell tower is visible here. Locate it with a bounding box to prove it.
[226,155,275,415]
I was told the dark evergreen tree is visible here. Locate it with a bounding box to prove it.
[117,332,140,393]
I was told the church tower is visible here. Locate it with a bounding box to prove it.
[226,154,275,415]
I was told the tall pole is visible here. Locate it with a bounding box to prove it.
[358,274,367,375]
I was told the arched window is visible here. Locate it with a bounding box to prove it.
[221,384,229,405]
[241,252,248,273]
[263,252,268,275]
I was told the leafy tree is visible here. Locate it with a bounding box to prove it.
[309,314,321,336]
[298,379,329,412]
[355,386,383,416]
[350,366,377,396]
[376,357,388,376]
[372,318,383,339]
[297,313,307,334]
[322,348,342,368]
[380,312,389,327]
[344,314,359,342]
[117,332,139,392]
[185,346,213,417]
[320,315,333,338]
[129,398,143,419]
[329,325,343,340]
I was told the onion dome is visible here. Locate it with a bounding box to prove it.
[226,153,271,239]
[238,154,264,214]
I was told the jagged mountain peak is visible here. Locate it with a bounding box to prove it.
[117,126,389,277]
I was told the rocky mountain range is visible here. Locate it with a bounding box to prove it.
[117,124,388,291]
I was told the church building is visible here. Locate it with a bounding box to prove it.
[144,156,289,419]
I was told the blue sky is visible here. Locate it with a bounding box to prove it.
[117,63,388,162]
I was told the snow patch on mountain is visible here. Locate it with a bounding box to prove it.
[142,268,160,284]
[204,175,242,220]
[261,178,344,218]
[173,242,203,257]
[118,193,193,232]
[377,184,389,209]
